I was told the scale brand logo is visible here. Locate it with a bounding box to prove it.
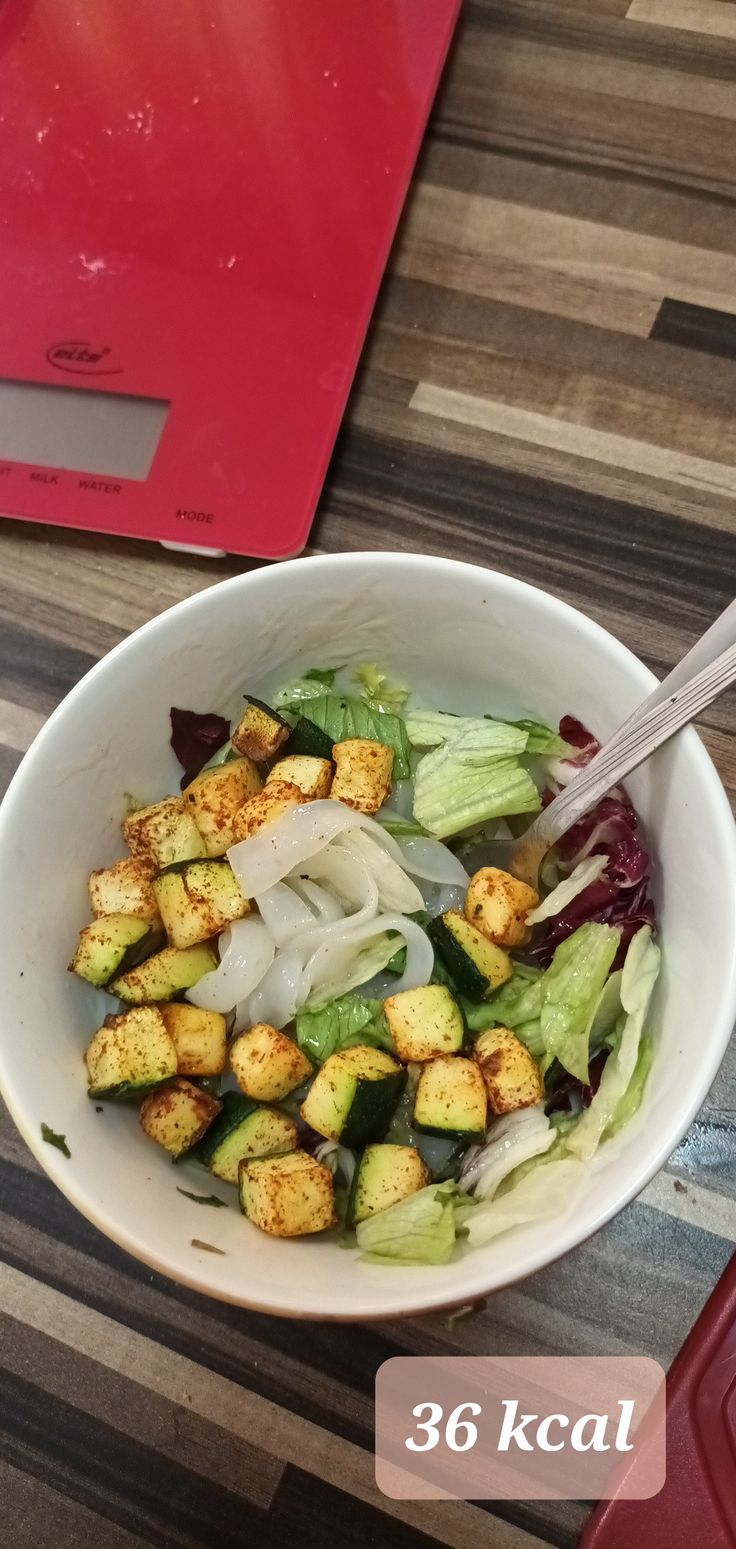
[46,340,123,375]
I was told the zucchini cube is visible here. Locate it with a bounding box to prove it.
[383,984,463,1062]
[413,1055,487,1142]
[232,781,304,842]
[231,697,291,762]
[267,754,333,801]
[109,941,218,1003]
[89,856,161,924]
[349,1144,429,1225]
[153,857,250,949]
[85,1006,177,1099]
[139,1078,222,1158]
[69,914,165,988]
[428,911,512,999]
[464,867,539,949]
[122,796,207,867]
[160,1003,227,1076]
[330,738,393,814]
[239,1150,336,1237]
[193,1091,297,1182]
[183,759,263,856]
[473,1026,543,1114]
[300,1045,406,1147]
[230,1023,312,1102]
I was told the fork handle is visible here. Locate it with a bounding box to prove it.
[538,636,736,848]
[614,596,736,734]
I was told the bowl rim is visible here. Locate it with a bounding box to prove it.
[2,550,735,1320]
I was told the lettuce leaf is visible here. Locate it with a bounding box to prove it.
[375,815,427,838]
[526,855,608,925]
[565,926,660,1161]
[506,719,575,756]
[276,693,411,779]
[462,963,544,1032]
[458,1156,585,1248]
[354,663,408,715]
[406,711,527,756]
[539,922,620,1082]
[413,749,540,840]
[304,667,341,686]
[295,993,392,1063]
[356,1180,462,1264]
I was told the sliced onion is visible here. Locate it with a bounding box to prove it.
[337,831,424,914]
[458,1107,553,1200]
[289,845,379,951]
[418,879,467,915]
[244,949,306,1030]
[255,882,317,947]
[379,779,414,820]
[187,916,274,1013]
[289,877,344,923]
[302,912,434,1002]
[227,800,404,897]
[395,836,470,887]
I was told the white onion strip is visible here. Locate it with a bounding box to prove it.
[301,913,434,1002]
[187,916,274,1013]
[227,800,404,897]
[337,831,425,914]
[395,835,470,887]
[245,949,306,1030]
[254,882,316,946]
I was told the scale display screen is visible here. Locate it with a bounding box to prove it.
[0,379,170,481]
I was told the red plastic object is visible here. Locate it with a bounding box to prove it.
[581,1250,736,1548]
[0,0,459,555]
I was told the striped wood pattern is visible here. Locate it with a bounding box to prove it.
[1,2,736,1545]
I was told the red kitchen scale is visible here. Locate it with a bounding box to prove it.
[0,0,459,557]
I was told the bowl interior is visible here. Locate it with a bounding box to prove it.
[1,553,734,1319]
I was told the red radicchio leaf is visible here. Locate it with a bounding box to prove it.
[555,796,647,887]
[546,1049,610,1114]
[170,707,230,788]
[533,877,655,969]
[558,715,600,764]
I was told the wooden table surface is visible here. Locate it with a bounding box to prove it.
[2,4,736,1546]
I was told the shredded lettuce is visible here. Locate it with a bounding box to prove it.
[354,663,408,715]
[505,719,575,757]
[526,855,608,925]
[565,927,660,1161]
[413,749,540,840]
[462,963,544,1032]
[407,711,527,755]
[458,1156,585,1248]
[375,814,427,838]
[538,922,620,1083]
[356,1180,463,1264]
[305,932,404,1008]
[295,992,392,1063]
[275,692,411,779]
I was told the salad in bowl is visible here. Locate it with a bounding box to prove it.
[68,661,660,1266]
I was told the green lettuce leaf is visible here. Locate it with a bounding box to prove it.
[304,667,341,686]
[565,926,660,1161]
[413,749,540,840]
[354,663,409,715]
[458,1156,585,1248]
[295,993,392,1063]
[462,963,544,1031]
[504,719,575,756]
[356,1181,462,1264]
[375,814,427,838]
[539,922,620,1083]
[275,692,411,779]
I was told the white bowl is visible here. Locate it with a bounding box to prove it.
[1,552,735,1320]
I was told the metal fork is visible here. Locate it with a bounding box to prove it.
[508,597,736,890]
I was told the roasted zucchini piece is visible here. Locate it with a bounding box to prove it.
[153,857,249,949]
[383,983,464,1062]
[473,1026,544,1114]
[230,1023,312,1102]
[330,738,393,814]
[159,1003,227,1076]
[109,941,218,1003]
[69,914,165,988]
[239,1150,336,1237]
[232,781,304,841]
[231,697,291,762]
[183,759,263,855]
[122,795,207,866]
[267,754,333,800]
[139,1077,222,1158]
[300,1045,406,1147]
[464,867,539,949]
[287,715,335,761]
[348,1143,429,1225]
[85,1005,177,1099]
[413,1055,487,1142]
[428,910,512,999]
[193,1090,297,1182]
[89,856,160,924]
